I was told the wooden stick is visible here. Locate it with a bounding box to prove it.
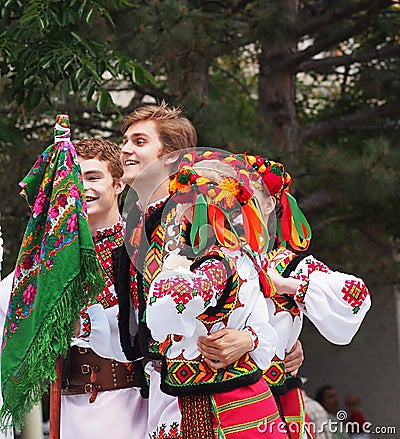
[49,356,62,439]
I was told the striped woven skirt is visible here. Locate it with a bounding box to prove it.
[179,378,288,438]
[274,388,316,439]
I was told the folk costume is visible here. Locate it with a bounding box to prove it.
[145,151,288,439]
[0,115,104,430]
[61,219,148,439]
[242,154,371,439]
[116,196,184,439]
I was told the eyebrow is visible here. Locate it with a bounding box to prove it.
[83,170,105,177]
[124,131,150,140]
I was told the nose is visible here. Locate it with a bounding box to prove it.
[121,140,135,154]
[82,178,90,191]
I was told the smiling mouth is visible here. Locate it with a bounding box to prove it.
[125,160,139,166]
[86,196,98,202]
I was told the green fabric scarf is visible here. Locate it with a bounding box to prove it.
[0,115,104,429]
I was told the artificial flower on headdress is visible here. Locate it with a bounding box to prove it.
[243,154,291,198]
[169,150,269,255]
[241,153,312,251]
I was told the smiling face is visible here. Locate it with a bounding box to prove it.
[78,157,124,233]
[120,120,164,186]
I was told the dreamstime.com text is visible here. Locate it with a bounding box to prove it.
[257,410,397,436]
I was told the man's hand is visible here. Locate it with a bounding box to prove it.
[284,340,304,376]
[197,328,253,369]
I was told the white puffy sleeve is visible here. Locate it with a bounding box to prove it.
[244,290,278,370]
[146,256,227,342]
[0,272,13,326]
[290,255,371,344]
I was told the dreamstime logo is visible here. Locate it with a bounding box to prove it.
[336,409,347,421]
[257,411,397,436]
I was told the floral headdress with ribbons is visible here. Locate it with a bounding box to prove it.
[240,153,312,251]
[169,150,269,255]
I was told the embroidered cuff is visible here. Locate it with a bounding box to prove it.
[244,326,259,351]
[294,274,309,304]
[259,271,277,298]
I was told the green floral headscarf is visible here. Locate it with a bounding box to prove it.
[1,115,104,429]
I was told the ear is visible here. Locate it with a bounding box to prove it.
[164,151,181,166]
[114,179,126,195]
[264,196,276,216]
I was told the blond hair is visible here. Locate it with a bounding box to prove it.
[192,159,236,183]
[121,101,197,154]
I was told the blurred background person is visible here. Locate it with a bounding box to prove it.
[316,385,349,439]
[344,393,369,439]
[302,378,332,439]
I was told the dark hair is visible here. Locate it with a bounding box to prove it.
[315,385,334,406]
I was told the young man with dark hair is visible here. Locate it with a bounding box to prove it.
[61,138,148,439]
[117,102,200,438]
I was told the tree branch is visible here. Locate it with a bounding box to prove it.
[300,189,339,214]
[103,81,172,103]
[288,1,390,69]
[300,101,400,143]
[231,0,254,14]
[212,64,252,95]
[296,0,389,39]
[298,42,400,73]
[312,213,365,232]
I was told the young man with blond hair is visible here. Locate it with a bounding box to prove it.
[116,102,303,437]
[117,102,199,438]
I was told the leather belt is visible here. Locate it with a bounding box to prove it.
[62,346,140,402]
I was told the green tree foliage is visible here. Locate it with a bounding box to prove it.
[1,0,399,288]
[0,0,154,272]
[0,0,154,113]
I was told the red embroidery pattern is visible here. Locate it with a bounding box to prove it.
[146,196,169,217]
[194,278,214,304]
[171,278,194,309]
[294,274,309,304]
[95,221,125,287]
[151,260,227,315]
[195,260,227,302]
[265,247,300,319]
[149,421,181,439]
[80,220,124,337]
[244,325,259,350]
[341,279,369,314]
[305,258,331,275]
[96,291,118,308]
[129,261,139,310]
